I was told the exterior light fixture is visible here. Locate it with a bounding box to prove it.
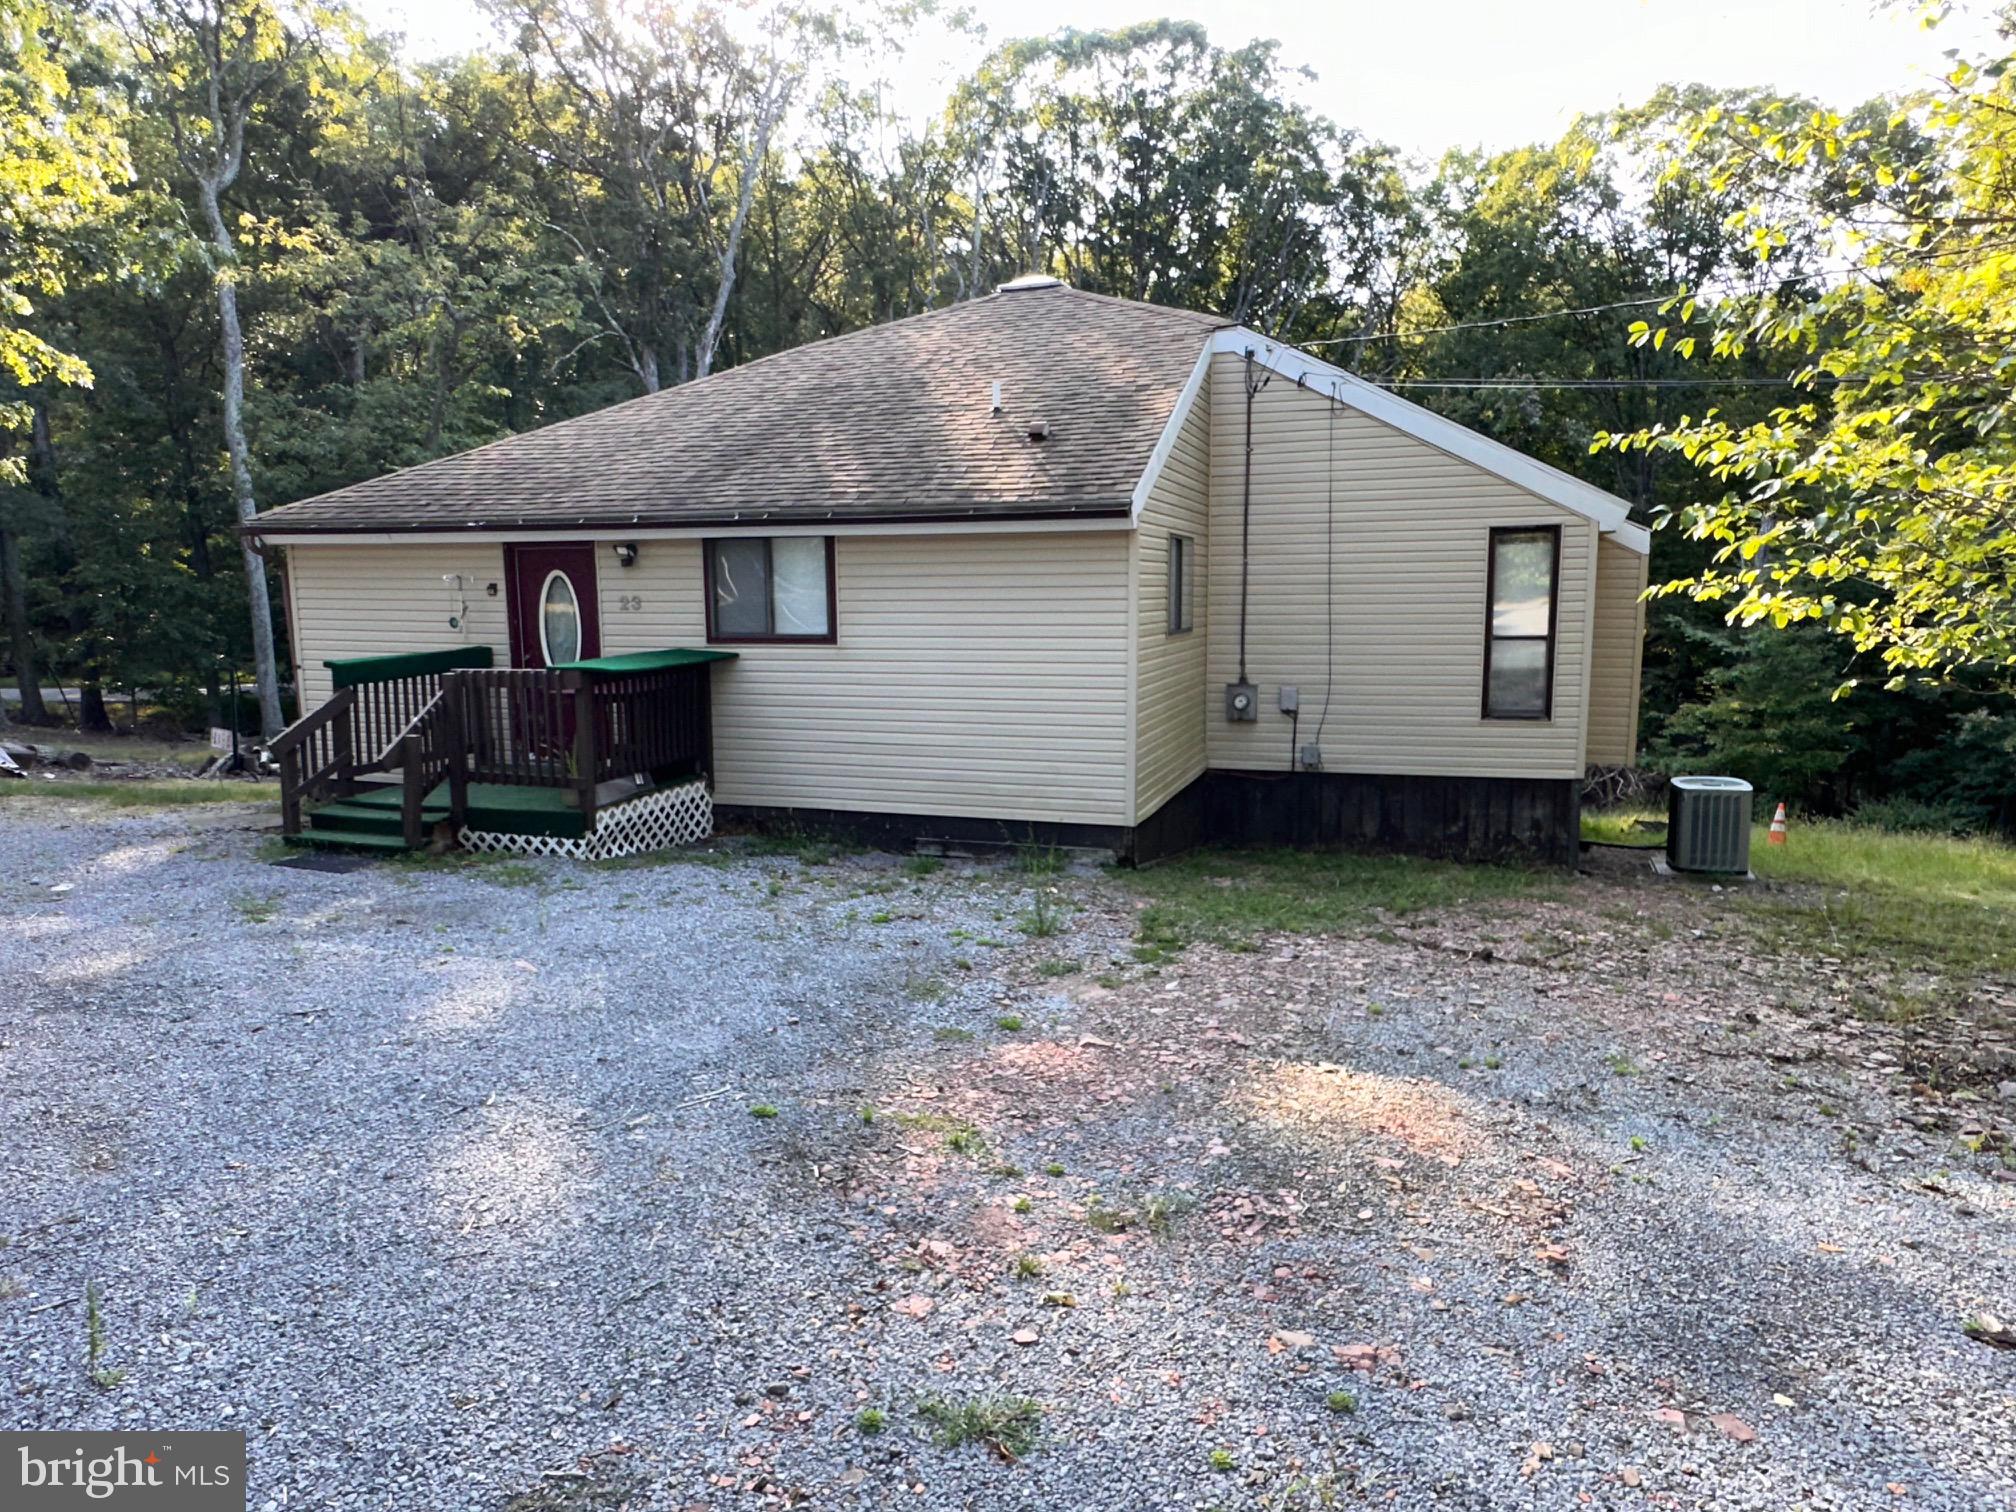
[612,542,639,568]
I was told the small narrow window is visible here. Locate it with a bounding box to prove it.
[705,537,835,643]
[1483,526,1559,719]
[1168,534,1195,634]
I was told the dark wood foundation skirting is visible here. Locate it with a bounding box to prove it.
[1181,769,1581,865]
[718,769,1579,868]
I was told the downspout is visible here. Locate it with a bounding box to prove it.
[1239,350,1256,686]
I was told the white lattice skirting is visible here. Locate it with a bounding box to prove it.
[459,780,713,861]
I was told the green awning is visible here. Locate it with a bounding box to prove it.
[325,644,493,688]
[556,647,739,675]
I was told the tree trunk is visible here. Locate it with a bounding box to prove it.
[202,181,285,738]
[78,679,111,734]
[0,524,51,726]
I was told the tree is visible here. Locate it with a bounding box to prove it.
[0,0,125,725]
[113,0,306,736]
[1602,6,2016,688]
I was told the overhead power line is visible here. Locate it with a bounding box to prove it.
[1301,294,1680,347]
[1367,375,1866,390]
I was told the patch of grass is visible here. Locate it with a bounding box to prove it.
[1095,972,1124,989]
[1121,846,1547,957]
[932,1025,976,1044]
[0,779,272,809]
[1209,1448,1237,1472]
[1011,1195,1032,1214]
[995,1014,1025,1031]
[231,894,277,924]
[1142,1191,1196,1236]
[917,1395,1042,1458]
[903,855,945,878]
[1042,1162,1066,1177]
[748,1104,779,1119]
[1629,1134,1649,1152]
[860,1105,876,1125]
[855,1407,887,1435]
[1607,1052,1640,1077]
[1034,959,1077,979]
[868,910,895,924]
[84,1279,124,1390]
[1744,819,2016,978]
[1013,1254,1046,1280]
[741,824,857,865]
[944,1127,987,1158]
[1325,1389,1357,1414]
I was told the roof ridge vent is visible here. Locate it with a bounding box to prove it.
[997,273,1065,292]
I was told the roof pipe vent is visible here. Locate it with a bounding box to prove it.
[1027,418,1050,442]
[991,380,1003,414]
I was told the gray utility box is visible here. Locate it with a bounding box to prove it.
[1667,775,1754,874]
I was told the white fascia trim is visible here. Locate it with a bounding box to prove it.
[254,516,1132,548]
[1130,341,1214,523]
[1211,328,1652,555]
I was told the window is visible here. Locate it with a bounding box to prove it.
[1168,534,1195,634]
[705,537,835,643]
[1483,526,1559,719]
[539,570,582,664]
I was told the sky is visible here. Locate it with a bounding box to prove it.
[358,0,2001,162]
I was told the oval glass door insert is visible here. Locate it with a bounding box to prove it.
[539,570,581,665]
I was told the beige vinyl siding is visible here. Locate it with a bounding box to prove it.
[1133,379,1212,822]
[1203,354,1596,780]
[1585,535,1648,767]
[285,543,510,712]
[602,531,1133,826]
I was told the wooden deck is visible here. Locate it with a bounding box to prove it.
[273,647,734,852]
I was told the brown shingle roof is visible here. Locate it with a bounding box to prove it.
[252,283,1227,534]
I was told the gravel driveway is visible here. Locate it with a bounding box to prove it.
[2,802,2012,1511]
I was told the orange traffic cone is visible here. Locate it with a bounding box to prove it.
[1767,802,1788,846]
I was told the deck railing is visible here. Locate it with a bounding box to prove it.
[392,690,462,847]
[271,686,356,835]
[326,646,494,771]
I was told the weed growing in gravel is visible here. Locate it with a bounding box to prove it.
[1035,959,1076,978]
[1020,889,1066,938]
[1043,1162,1066,1177]
[84,1280,124,1390]
[1483,1054,1503,1070]
[1143,1191,1196,1236]
[904,856,945,878]
[1326,1390,1357,1414]
[944,1127,987,1158]
[749,1104,779,1119]
[1014,1254,1046,1280]
[855,1408,887,1435]
[1096,972,1124,989]
[1012,1196,1031,1214]
[860,1106,876,1125]
[996,1014,1025,1031]
[231,894,277,924]
[1366,1002,1386,1017]
[906,974,950,1004]
[869,910,895,924]
[932,1026,975,1043]
[1016,845,1065,877]
[917,1395,1042,1458]
[1607,1052,1641,1077]
[1629,1135,1649,1152]
[0,1276,24,1300]
[1209,1449,1237,1472]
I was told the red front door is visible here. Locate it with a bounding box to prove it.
[505,543,601,668]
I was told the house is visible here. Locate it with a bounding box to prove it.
[249,275,1648,863]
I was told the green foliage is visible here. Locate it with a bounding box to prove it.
[1601,17,2016,682]
[917,1395,1042,1458]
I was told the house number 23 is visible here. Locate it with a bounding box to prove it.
[616,594,644,612]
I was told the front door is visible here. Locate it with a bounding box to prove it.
[505,543,601,668]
